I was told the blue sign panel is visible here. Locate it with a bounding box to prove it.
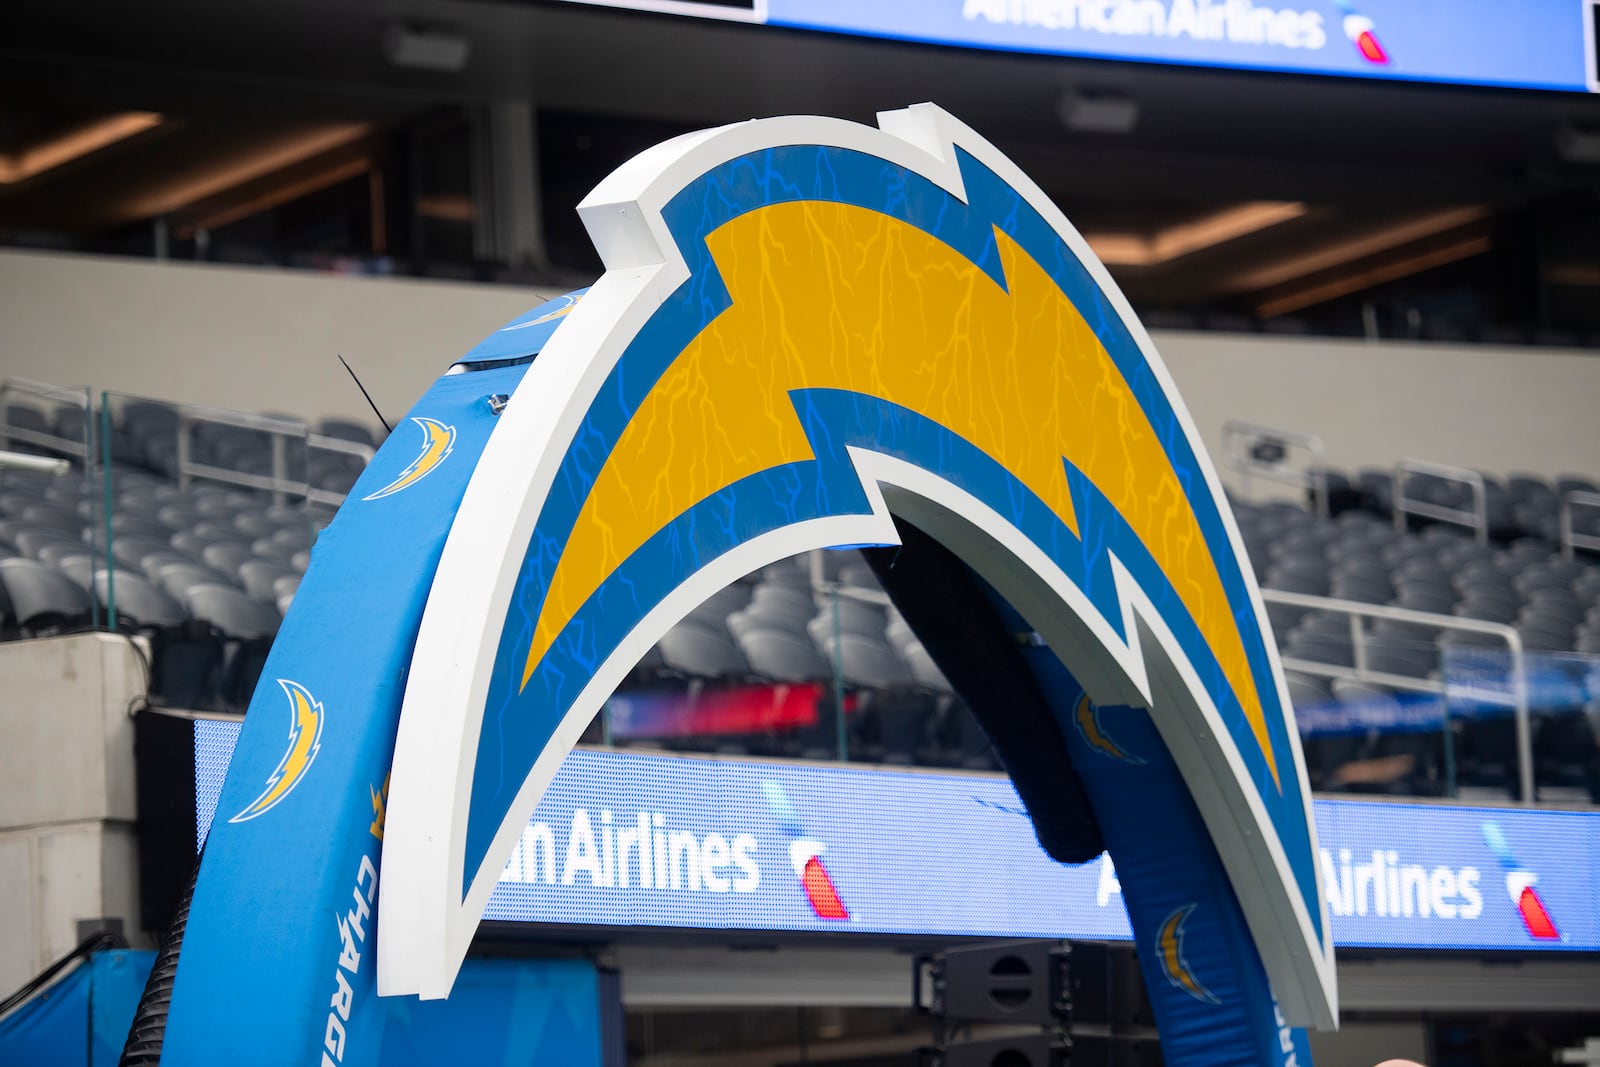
[196,722,1599,953]
[765,0,1597,93]
[560,0,1598,93]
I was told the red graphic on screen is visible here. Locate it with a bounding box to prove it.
[800,855,850,920]
[1352,25,1387,63]
[1513,881,1560,940]
[763,779,851,922]
[789,839,849,921]
[1483,822,1561,942]
[1334,3,1390,64]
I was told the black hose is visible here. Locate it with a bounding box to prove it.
[862,518,1106,864]
[118,851,200,1066]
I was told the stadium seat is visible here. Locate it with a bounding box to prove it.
[814,629,913,689]
[0,557,94,634]
[656,619,750,679]
[93,570,188,629]
[735,625,831,683]
[239,560,299,603]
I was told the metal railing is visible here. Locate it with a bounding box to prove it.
[166,402,373,506]
[2,376,378,508]
[1222,420,1330,518]
[0,378,91,461]
[1391,458,1489,545]
[174,404,306,505]
[1560,490,1600,560]
[1261,588,1532,802]
[0,450,71,475]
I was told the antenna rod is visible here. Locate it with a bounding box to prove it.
[338,354,392,434]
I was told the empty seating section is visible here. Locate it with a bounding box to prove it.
[3,380,1599,799]
[0,386,350,712]
[1235,469,1600,800]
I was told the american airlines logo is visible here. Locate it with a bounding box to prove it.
[962,0,1330,51]
[496,789,852,920]
[1100,849,1490,921]
[501,808,761,893]
[1319,849,1483,920]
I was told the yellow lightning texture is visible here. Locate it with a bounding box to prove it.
[1076,694,1135,761]
[234,682,320,820]
[525,200,1275,782]
[1159,906,1217,1003]
[364,417,454,501]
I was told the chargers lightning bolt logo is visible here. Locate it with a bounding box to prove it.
[382,105,1330,1023]
[231,680,324,823]
[362,416,456,501]
[1074,693,1144,763]
[1158,904,1221,1004]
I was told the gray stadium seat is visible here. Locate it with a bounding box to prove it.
[805,599,889,644]
[110,534,182,572]
[249,537,299,563]
[155,561,241,605]
[94,570,188,629]
[0,558,94,633]
[729,583,815,630]
[232,510,278,539]
[186,584,281,640]
[681,582,752,628]
[318,418,377,446]
[735,626,832,683]
[239,560,299,603]
[837,561,882,590]
[656,619,750,679]
[901,640,952,692]
[814,630,914,688]
[15,529,85,562]
[201,541,254,576]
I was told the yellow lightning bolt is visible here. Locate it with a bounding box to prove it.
[363,417,455,501]
[1159,905,1219,1003]
[525,200,1275,783]
[232,680,323,822]
[1076,694,1139,762]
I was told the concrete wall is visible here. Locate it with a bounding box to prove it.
[1160,330,1600,488]
[0,634,148,993]
[1,249,1597,483]
[0,250,558,435]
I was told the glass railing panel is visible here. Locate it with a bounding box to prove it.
[597,548,997,770]
[1442,643,1599,804]
[94,387,327,713]
[0,378,97,634]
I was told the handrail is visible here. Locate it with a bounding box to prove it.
[1260,588,1532,802]
[1392,457,1488,545]
[0,450,71,475]
[1560,490,1600,561]
[150,401,374,506]
[1222,420,1330,518]
[0,377,376,507]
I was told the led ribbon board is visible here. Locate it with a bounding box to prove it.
[560,0,1600,95]
[379,100,1336,1057]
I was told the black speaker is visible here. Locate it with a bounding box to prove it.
[916,1032,1068,1067]
[1061,942,1154,1028]
[915,941,1071,1025]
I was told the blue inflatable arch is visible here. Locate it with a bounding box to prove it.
[159,104,1334,1067]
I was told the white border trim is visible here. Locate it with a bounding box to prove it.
[377,104,1336,1027]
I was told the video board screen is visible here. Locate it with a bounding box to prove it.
[195,720,1599,951]
[556,0,1600,94]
